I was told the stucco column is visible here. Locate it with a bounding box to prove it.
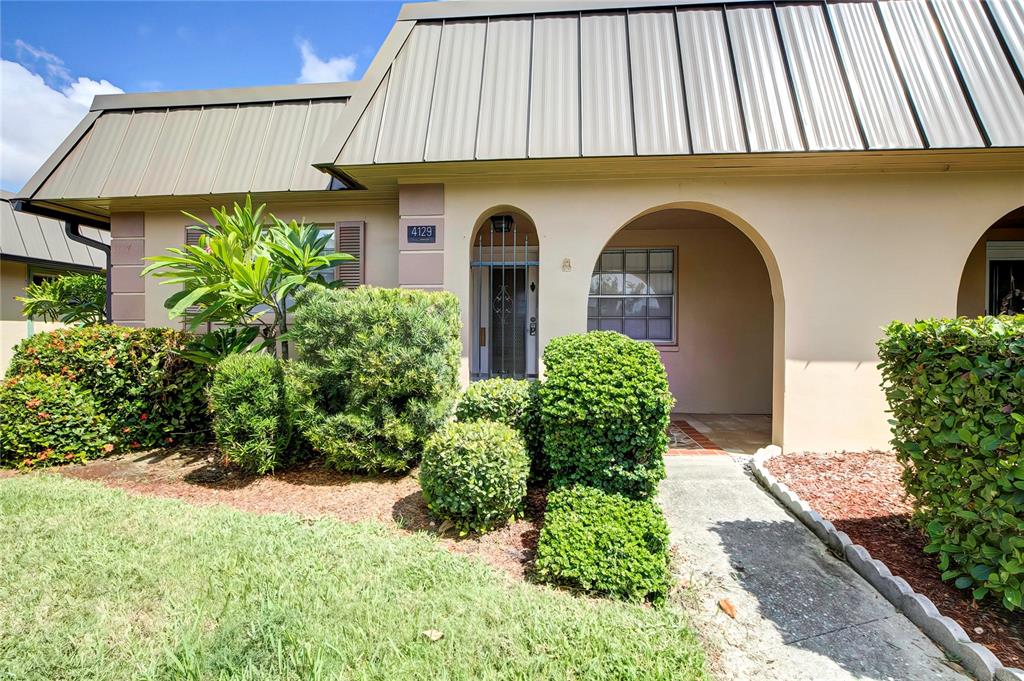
[397,184,445,291]
[109,212,145,327]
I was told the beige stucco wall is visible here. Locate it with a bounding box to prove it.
[140,202,400,328]
[606,211,773,414]
[0,260,64,374]
[956,222,1024,317]
[440,170,1024,453]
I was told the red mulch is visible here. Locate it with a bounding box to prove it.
[41,445,545,581]
[766,450,1024,667]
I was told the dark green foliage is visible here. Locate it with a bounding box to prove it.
[535,485,671,604]
[420,421,529,534]
[210,353,295,474]
[878,316,1024,612]
[178,327,262,366]
[539,332,673,500]
[290,286,461,473]
[6,326,210,450]
[456,378,547,480]
[0,372,113,468]
[17,273,106,325]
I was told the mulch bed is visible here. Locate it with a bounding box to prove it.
[45,445,545,581]
[766,450,1023,667]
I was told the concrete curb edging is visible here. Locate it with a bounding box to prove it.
[751,446,1023,681]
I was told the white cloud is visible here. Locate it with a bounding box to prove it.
[1,58,123,192]
[297,39,356,84]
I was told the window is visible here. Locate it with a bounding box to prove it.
[314,226,337,285]
[588,248,675,342]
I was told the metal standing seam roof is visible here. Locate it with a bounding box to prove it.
[319,0,1024,169]
[17,82,357,203]
[1,192,108,268]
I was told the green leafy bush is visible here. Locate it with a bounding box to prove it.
[210,353,296,474]
[456,378,546,480]
[878,316,1024,612]
[420,420,529,534]
[6,326,210,449]
[540,332,673,500]
[291,286,461,473]
[534,484,671,604]
[0,372,113,468]
[17,273,106,325]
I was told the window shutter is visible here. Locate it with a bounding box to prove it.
[183,226,207,328]
[335,221,365,288]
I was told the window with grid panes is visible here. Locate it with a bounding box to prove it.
[587,248,674,342]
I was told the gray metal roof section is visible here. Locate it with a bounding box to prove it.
[326,0,1024,168]
[1,192,107,268]
[20,85,351,202]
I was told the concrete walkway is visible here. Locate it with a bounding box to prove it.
[660,455,968,681]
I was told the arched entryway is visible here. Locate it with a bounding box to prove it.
[957,206,1024,317]
[469,207,540,380]
[588,207,778,452]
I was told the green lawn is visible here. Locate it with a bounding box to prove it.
[0,475,706,680]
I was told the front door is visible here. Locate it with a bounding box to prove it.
[472,262,538,379]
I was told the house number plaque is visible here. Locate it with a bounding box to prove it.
[407,224,436,244]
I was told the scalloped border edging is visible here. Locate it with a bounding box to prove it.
[751,445,1023,681]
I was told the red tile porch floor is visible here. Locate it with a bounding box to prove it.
[667,419,726,456]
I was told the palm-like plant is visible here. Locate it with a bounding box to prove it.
[18,273,107,325]
[141,196,353,359]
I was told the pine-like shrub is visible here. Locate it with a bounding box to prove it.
[420,420,529,534]
[878,316,1024,612]
[210,353,295,474]
[6,326,209,449]
[0,372,113,468]
[539,332,673,500]
[534,484,671,604]
[290,286,461,473]
[456,378,546,480]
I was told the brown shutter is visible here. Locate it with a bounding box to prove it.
[183,226,208,329]
[335,221,365,288]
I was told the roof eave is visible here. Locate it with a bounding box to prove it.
[91,80,362,112]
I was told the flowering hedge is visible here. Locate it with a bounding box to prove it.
[878,316,1024,612]
[6,326,210,452]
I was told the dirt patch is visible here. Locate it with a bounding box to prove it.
[766,450,1023,667]
[50,446,545,580]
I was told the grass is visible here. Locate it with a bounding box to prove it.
[0,475,707,680]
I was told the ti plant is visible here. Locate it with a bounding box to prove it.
[141,196,354,359]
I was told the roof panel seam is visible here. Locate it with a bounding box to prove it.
[980,0,1024,109]
[472,17,492,160]
[248,102,281,192]
[821,1,869,150]
[420,20,447,162]
[371,68,395,164]
[171,105,206,195]
[923,0,991,147]
[721,5,753,153]
[208,105,242,194]
[624,10,640,156]
[672,7,695,155]
[288,100,316,191]
[130,107,171,197]
[872,0,929,149]
[95,110,137,198]
[770,2,809,151]
[577,11,584,157]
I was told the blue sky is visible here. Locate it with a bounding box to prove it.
[0,1,408,191]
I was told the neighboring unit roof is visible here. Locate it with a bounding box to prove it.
[1,192,108,269]
[318,0,1024,169]
[17,82,356,205]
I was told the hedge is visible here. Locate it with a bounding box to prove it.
[0,372,113,468]
[878,316,1024,612]
[456,378,546,481]
[209,353,296,474]
[539,332,673,500]
[6,326,210,450]
[534,484,671,604]
[290,286,461,473]
[420,420,529,534]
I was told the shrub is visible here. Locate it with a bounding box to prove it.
[290,286,461,473]
[878,316,1024,612]
[456,378,546,480]
[540,332,673,500]
[420,420,529,534]
[210,353,296,474]
[534,484,671,604]
[6,326,210,449]
[0,372,113,468]
[16,273,106,325]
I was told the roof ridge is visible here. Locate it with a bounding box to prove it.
[91,80,362,111]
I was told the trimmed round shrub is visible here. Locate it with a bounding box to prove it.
[420,421,529,534]
[534,484,671,604]
[540,331,673,500]
[0,372,113,468]
[878,316,1024,612]
[210,353,295,474]
[6,326,210,449]
[291,286,461,473]
[456,378,546,481]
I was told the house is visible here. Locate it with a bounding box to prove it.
[11,0,1024,452]
[1,192,110,372]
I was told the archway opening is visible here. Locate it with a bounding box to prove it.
[469,207,539,380]
[589,208,775,453]
[957,206,1024,317]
